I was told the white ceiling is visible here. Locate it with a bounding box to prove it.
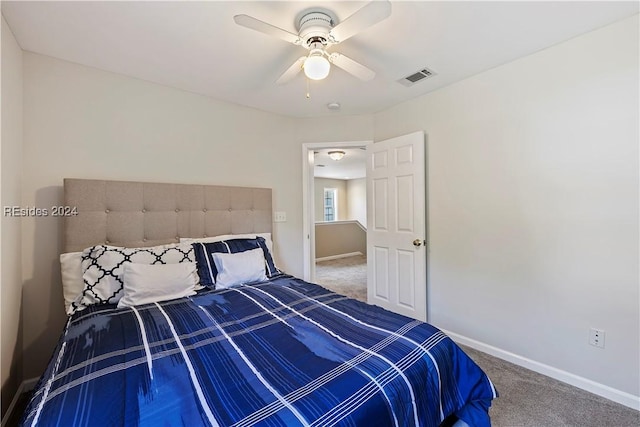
[314,148,367,180]
[3,1,638,120]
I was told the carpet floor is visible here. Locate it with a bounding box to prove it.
[313,255,640,426]
[315,254,368,302]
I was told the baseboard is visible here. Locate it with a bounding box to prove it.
[1,377,39,427]
[442,329,640,411]
[316,251,363,262]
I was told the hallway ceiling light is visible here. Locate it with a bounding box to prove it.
[328,150,346,161]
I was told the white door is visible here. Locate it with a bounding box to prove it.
[366,131,427,321]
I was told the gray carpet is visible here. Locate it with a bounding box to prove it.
[315,254,368,302]
[462,345,640,427]
[313,255,640,426]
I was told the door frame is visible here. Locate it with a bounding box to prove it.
[302,140,372,282]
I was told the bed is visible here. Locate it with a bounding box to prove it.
[21,179,497,427]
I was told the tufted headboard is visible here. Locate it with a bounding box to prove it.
[63,179,272,253]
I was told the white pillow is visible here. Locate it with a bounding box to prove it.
[117,262,198,308]
[212,248,268,289]
[60,252,84,314]
[181,233,273,255]
[72,243,196,314]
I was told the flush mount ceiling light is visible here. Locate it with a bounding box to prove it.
[328,150,346,161]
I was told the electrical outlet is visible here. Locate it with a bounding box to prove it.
[589,328,605,348]
[274,211,287,222]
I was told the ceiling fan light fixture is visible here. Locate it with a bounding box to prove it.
[304,50,331,80]
[328,150,346,161]
[234,1,392,85]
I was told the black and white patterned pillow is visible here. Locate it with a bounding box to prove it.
[70,243,195,314]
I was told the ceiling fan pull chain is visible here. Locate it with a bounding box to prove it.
[306,78,311,99]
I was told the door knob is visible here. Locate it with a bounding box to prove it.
[413,239,423,247]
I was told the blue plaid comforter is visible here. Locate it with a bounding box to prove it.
[22,276,497,427]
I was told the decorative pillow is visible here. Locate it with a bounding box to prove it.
[71,243,196,314]
[212,248,268,289]
[181,233,274,255]
[60,252,84,314]
[117,262,198,308]
[192,237,280,287]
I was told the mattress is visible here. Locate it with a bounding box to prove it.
[21,275,497,427]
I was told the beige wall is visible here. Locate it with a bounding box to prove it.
[346,178,366,227]
[375,15,639,397]
[314,178,347,222]
[20,52,300,380]
[313,178,366,226]
[315,222,366,259]
[1,16,24,415]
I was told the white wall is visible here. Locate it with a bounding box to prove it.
[375,15,639,397]
[1,15,24,415]
[295,115,373,144]
[347,178,366,227]
[20,52,300,379]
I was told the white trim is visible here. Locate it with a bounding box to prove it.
[442,329,640,411]
[316,251,363,262]
[315,220,366,232]
[1,377,39,427]
[302,146,314,282]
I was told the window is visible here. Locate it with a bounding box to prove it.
[323,188,337,221]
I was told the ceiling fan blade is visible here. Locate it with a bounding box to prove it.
[276,57,306,85]
[329,0,391,43]
[329,52,376,81]
[234,14,301,45]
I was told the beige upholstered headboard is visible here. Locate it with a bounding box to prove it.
[63,179,272,253]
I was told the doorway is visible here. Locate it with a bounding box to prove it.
[302,141,371,289]
[302,132,428,321]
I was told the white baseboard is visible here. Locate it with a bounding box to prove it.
[316,251,363,262]
[442,329,640,411]
[1,377,39,427]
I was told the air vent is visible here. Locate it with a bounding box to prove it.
[398,67,437,87]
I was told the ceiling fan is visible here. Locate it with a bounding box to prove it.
[233,1,392,84]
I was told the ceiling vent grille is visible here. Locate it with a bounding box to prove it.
[398,67,436,87]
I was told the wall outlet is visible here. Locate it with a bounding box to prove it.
[589,328,605,348]
[274,211,287,222]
